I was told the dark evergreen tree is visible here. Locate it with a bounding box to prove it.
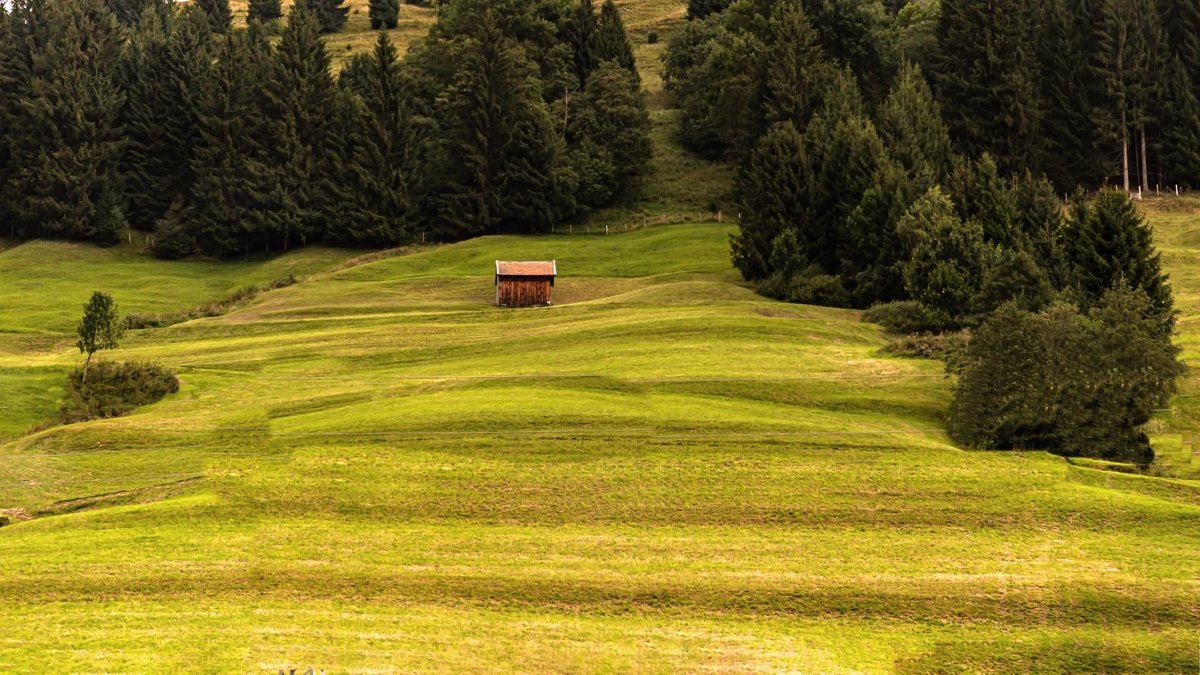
[1161,56,1200,185]
[7,0,127,244]
[945,154,1021,249]
[267,0,337,249]
[433,9,564,237]
[951,288,1182,463]
[368,0,399,30]
[1067,189,1172,330]
[687,0,734,20]
[120,5,212,232]
[595,0,636,79]
[799,0,892,102]
[567,60,651,209]
[568,0,597,84]
[248,0,284,24]
[933,0,1042,174]
[876,61,952,190]
[195,0,231,33]
[158,26,279,257]
[1038,0,1107,189]
[328,33,416,246]
[0,6,20,233]
[105,0,168,26]
[761,0,829,129]
[732,122,808,282]
[1093,0,1164,193]
[900,186,989,321]
[307,0,349,34]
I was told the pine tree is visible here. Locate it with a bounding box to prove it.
[1093,0,1165,193]
[876,61,953,190]
[945,154,1021,249]
[305,0,349,34]
[687,0,733,19]
[435,10,564,237]
[761,0,829,129]
[163,26,279,257]
[195,0,231,33]
[595,0,636,79]
[328,33,416,246]
[900,186,989,321]
[1038,0,1107,189]
[248,0,284,24]
[799,0,891,103]
[933,0,1043,174]
[567,60,651,209]
[1067,189,1172,330]
[267,0,337,249]
[7,0,127,244]
[120,5,212,232]
[367,0,399,30]
[568,0,598,85]
[732,122,809,282]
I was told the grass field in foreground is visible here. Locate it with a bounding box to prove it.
[0,219,1198,672]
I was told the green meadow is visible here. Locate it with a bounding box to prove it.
[2,215,1199,672]
[1,0,1199,671]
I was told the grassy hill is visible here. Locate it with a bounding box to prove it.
[0,2,1198,672]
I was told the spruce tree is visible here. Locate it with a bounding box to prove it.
[761,0,829,129]
[305,0,349,34]
[567,60,651,209]
[687,0,733,19]
[120,5,212,232]
[732,122,809,282]
[933,0,1043,174]
[0,7,19,232]
[568,0,598,85]
[368,0,399,30]
[876,61,953,190]
[1038,0,1106,189]
[1093,0,1164,193]
[945,154,1020,250]
[195,0,231,33]
[1067,189,1172,330]
[900,186,989,321]
[164,27,279,257]
[328,33,416,246]
[267,0,337,249]
[436,10,564,237]
[595,0,636,79]
[248,0,284,24]
[7,0,127,244]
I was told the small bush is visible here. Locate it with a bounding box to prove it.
[0,515,9,528]
[863,300,956,334]
[61,361,180,423]
[884,331,969,361]
[647,31,658,44]
[123,275,296,329]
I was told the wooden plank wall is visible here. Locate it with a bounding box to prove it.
[497,277,552,307]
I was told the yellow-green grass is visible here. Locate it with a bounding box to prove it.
[0,1,1198,670]
[1,218,1199,672]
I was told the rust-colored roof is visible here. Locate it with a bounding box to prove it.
[496,260,557,277]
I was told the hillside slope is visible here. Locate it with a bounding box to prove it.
[1,221,1198,672]
[0,1,1198,672]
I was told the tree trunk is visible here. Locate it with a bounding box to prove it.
[1139,126,1150,195]
[82,351,93,385]
[1121,108,1130,193]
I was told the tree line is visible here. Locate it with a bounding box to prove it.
[0,0,651,256]
[667,0,1186,463]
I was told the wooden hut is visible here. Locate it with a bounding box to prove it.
[495,260,557,307]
